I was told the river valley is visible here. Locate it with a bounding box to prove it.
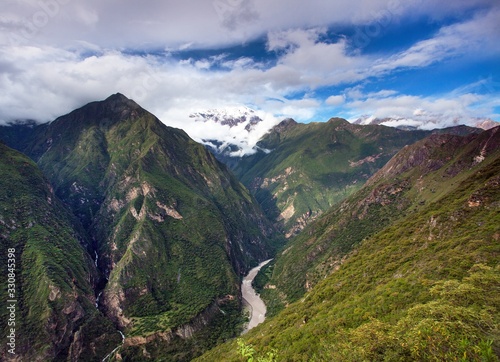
[241,259,272,334]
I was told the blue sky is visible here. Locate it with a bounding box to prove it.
[0,0,499,144]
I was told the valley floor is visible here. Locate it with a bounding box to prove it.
[242,259,273,333]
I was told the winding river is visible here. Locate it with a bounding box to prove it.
[241,259,272,334]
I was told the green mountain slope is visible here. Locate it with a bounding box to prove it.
[196,126,500,361]
[235,118,431,237]
[1,94,283,360]
[260,129,499,310]
[0,143,120,361]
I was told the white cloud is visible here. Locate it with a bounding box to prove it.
[74,5,99,27]
[1,0,496,49]
[344,87,498,129]
[267,28,369,87]
[0,0,499,142]
[371,6,500,74]
[180,108,281,156]
[325,95,345,106]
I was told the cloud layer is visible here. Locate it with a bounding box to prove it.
[0,0,499,148]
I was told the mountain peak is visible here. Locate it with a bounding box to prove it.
[101,92,140,110]
[327,117,348,124]
[105,92,129,101]
[190,106,263,131]
[19,94,160,162]
[59,93,145,128]
[327,117,351,129]
[273,118,297,133]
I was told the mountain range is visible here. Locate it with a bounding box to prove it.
[0,94,283,361]
[259,126,500,309]
[189,107,271,167]
[0,94,498,361]
[353,115,499,131]
[190,107,263,130]
[232,118,465,237]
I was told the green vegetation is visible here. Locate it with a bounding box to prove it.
[118,299,247,361]
[0,94,284,360]
[235,118,430,236]
[196,127,500,361]
[237,338,278,362]
[313,264,499,361]
[261,130,500,311]
[2,94,497,361]
[0,143,120,361]
[211,265,499,362]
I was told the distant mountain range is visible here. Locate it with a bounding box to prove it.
[353,115,498,130]
[190,107,263,130]
[185,111,498,165]
[231,119,482,237]
[189,107,269,166]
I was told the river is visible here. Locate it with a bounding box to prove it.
[241,259,272,334]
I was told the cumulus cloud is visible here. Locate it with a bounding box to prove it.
[325,95,345,106]
[267,28,371,87]
[0,0,499,147]
[344,88,499,129]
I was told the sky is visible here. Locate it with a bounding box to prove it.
[0,0,499,148]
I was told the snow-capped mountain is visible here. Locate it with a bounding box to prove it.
[352,116,498,130]
[190,106,263,131]
[188,106,277,164]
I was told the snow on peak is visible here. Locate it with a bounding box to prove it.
[351,115,498,131]
[190,106,263,131]
[186,106,280,157]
